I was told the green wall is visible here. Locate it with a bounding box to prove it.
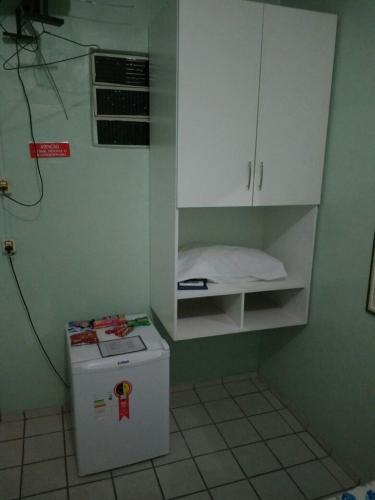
[261,0,375,481]
[0,0,261,413]
[0,0,163,411]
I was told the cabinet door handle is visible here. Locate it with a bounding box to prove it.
[259,162,264,190]
[247,161,252,190]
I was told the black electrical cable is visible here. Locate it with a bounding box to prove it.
[2,27,100,71]
[29,22,69,120]
[7,254,70,389]
[18,27,40,53]
[43,29,100,49]
[4,50,95,70]
[0,19,39,52]
[1,21,99,206]
[37,46,69,120]
[2,37,44,207]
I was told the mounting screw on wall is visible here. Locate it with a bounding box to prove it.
[3,239,16,255]
[0,178,11,194]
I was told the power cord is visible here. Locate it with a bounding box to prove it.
[2,24,100,71]
[7,252,70,389]
[0,20,99,207]
[1,36,44,207]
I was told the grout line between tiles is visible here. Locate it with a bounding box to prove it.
[109,470,119,500]
[24,412,62,420]
[66,475,113,490]
[3,452,67,471]
[305,426,333,455]
[204,381,310,500]
[261,434,309,500]
[192,384,262,500]
[21,487,68,499]
[18,411,26,500]
[169,487,210,500]
[298,433,329,459]
[23,428,65,440]
[276,407,355,492]
[146,440,350,497]
[194,379,224,389]
[224,379,349,500]
[313,486,351,500]
[111,462,152,479]
[61,407,70,500]
[329,452,361,486]
[229,384,314,499]
[14,375,353,500]
[318,457,355,493]
[0,463,23,472]
[24,429,66,440]
[277,407,304,432]
[150,456,167,500]
[0,414,25,424]
[171,405,214,500]
[174,402,290,423]
[0,428,66,448]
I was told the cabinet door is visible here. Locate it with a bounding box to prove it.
[177,0,263,208]
[253,5,336,206]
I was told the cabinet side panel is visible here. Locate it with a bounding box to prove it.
[177,0,263,207]
[149,1,178,336]
[254,6,337,206]
[263,206,318,321]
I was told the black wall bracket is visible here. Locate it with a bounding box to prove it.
[2,1,64,43]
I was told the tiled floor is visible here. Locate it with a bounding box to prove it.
[0,373,358,500]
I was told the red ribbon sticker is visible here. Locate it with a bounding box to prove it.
[114,381,132,421]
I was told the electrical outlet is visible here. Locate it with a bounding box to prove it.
[3,239,16,255]
[0,179,11,194]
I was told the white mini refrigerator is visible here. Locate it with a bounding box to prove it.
[66,318,170,476]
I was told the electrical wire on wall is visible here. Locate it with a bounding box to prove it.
[3,36,45,207]
[3,23,100,71]
[7,252,70,389]
[0,17,100,207]
[0,12,100,389]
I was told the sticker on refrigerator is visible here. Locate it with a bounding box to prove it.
[93,396,107,420]
[114,380,132,421]
[94,398,106,409]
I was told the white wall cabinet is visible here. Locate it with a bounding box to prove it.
[177,0,263,207]
[175,0,336,208]
[149,0,336,341]
[253,5,336,206]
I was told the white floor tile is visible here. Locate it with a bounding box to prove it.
[115,469,163,500]
[21,458,66,497]
[156,459,205,499]
[0,467,21,500]
[0,421,24,442]
[24,432,64,464]
[0,439,23,469]
[70,479,116,500]
[25,415,62,437]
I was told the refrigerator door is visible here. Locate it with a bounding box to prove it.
[73,352,170,475]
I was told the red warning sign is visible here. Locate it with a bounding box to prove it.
[114,381,132,421]
[29,142,71,158]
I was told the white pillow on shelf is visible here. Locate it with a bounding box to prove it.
[178,245,287,283]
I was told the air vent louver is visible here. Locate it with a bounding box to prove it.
[94,56,149,87]
[97,120,149,146]
[96,88,149,117]
[92,52,149,147]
